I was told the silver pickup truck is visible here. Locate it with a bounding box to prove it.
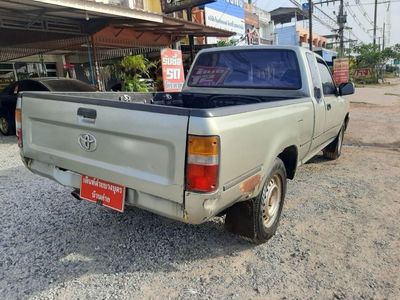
[17,46,354,243]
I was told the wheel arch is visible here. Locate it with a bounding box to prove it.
[344,113,350,131]
[278,145,298,180]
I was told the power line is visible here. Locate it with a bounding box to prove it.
[288,0,365,52]
[345,2,373,39]
[354,0,374,26]
[288,0,337,30]
[285,0,366,47]
[346,0,400,4]
[312,1,364,42]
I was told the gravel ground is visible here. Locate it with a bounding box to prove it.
[1,82,399,299]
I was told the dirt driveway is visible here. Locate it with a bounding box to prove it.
[0,82,399,299]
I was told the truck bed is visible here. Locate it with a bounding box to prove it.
[20,91,311,215]
[30,90,305,109]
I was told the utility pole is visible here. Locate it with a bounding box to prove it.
[313,0,346,57]
[186,8,195,64]
[308,0,313,51]
[373,0,378,47]
[337,0,345,57]
[382,22,385,50]
[348,29,351,59]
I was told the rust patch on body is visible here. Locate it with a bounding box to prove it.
[240,174,262,194]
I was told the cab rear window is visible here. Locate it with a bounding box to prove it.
[187,49,302,90]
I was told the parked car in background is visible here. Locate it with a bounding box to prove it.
[109,79,155,92]
[0,78,96,135]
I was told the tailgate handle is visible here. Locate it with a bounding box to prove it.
[77,108,97,122]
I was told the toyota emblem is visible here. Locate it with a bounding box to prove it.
[78,133,97,152]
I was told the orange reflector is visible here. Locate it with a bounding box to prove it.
[188,135,219,156]
[186,135,220,193]
[15,109,21,124]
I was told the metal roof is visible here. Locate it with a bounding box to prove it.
[0,0,163,23]
[0,0,234,62]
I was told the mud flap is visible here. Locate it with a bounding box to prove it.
[224,200,256,240]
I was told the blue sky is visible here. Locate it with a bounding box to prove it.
[255,0,400,46]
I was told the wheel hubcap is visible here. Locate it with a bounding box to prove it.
[0,117,8,134]
[262,174,282,228]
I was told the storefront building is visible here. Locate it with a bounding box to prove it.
[254,6,275,45]
[0,0,233,90]
[0,0,161,87]
[275,24,328,48]
[244,2,259,45]
[204,0,245,44]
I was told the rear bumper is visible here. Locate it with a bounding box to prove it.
[24,158,220,224]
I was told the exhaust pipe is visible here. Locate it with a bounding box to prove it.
[71,189,82,201]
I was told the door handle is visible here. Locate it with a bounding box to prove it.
[77,108,97,123]
[327,104,331,111]
[78,108,97,119]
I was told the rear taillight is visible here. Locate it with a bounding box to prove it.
[186,135,220,193]
[15,103,22,148]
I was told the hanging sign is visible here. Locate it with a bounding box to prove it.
[161,48,185,92]
[333,58,349,85]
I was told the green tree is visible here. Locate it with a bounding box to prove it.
[353,43,400,83]
[216,38,238,47]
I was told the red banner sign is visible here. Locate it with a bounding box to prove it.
[80,176,125,212]
[161,48,185,92]
[333,58,349,85]
[353,68,372,78]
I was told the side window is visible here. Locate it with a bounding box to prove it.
[306,53,321,89]
[317,61,337,95]
[22,81,47,91]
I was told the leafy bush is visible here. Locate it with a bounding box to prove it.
[120,55,157,92]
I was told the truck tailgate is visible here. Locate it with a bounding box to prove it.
[21,94,189,204]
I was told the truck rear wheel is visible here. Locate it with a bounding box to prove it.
[0,113,13,136]
[323,124,345,160]
[225,158,287,244]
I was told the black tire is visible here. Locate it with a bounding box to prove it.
[0,111,14,136]
[225,158,287,244]
[323,124,345,160]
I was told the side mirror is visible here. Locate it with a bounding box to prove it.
[339,82,355,96]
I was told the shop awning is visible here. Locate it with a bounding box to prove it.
[0,0,234,62]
